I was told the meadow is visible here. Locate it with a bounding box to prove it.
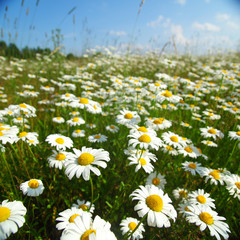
[0,49,239,240]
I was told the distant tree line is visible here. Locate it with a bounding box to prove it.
[0,40,78,60]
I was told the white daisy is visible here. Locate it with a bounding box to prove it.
[162,131,187,148]
[64,147,110,181]
[105,125,119,133]
[201,140,218,147]
[178,144,200,158]
[116,109,141,127]
[200,168,225,185]
[200,127,224,140]
[67,117,85,127]
[0,200,27,239]
[71,199,95,213]
[146,172,167,190]
[45,134,73,151]
[181,161,203,175]
[172,188,188,200]
[47,150,74,169]
[20,179,44,197]
[130,185,177,228]
[186,205,230,240]
[72,129,85,138]
[224,174,240,198]
[128,154,154,173]
[88,134,108,143]
[120,217,145,240]
[228,131,240,141]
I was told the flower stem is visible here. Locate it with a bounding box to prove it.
[89,175,94,211]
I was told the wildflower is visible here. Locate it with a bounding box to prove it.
[201,140,218,147]
[72,129,85,138]
[116,109,141,127]
[120,217,145,240]
[161,144,179,156]
[72,199,95,213]
[56,207,86,231]
[20,179,44,197]
[88,134,108,143]
[60,212,117,240]
[86,123,96,129]
[129,125,157,136]
[64,146,110,181]
[228,131,240,141]
[181,161,203,175]
[128,154,154,173]
[67,117,85,127]
[128,132,163,150]
[178,145,200,158]
[172,188,188,200]
[146,118,172,131]
[0,200,27,239]
[188,189,215,209]
[45,134,73,151]
[162,131,186,148]
[180,122,192,128]
[200,127,224,140]
[130,185,177,228]
[146,172,167,190]
[186,205,230,240]
[106,125,119,133]
[201,168,225,185]
[225,174,240,199]
[53,116,65,124]
[156,90,182,103]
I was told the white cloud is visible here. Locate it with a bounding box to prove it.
[216,13,230,21]
[226,21,240,30]
[171,24,188,45]
[175,0,186,5]
[192,22,220,32]
[147,15,164,28]
[109,30,126,36]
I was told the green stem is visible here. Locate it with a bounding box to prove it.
[225,140,238,168]
[89,175,94,211]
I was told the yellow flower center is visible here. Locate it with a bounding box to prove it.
[236,131,240,136]
[124,113,133,119]
[235,182,240,189]
[0,207,11,222]
[152,177,160,186]
[28,140,34,144]
[79,98,89,104]
[138,158,147,166]
[161,90,173,97]
[73,118,79,122]
[19,131,28,138]
[81,229,96,240]
[184,123,189,126]
[128,222,137,231]
[197,195,206,204]
[79,204,88,211]
[166,145,173,151]
[184,147,193,153]
[199,212,214,225]
[170,136,178,142]
[19,103,27,108]
[69,214,80,223]
[110,125,115,129]
[208,113,214,116]
[137,126,148,132]
[0,132,4,136]
[154,83,160,86]
[78,153,94,165]
[138,134,151,143]
[56,153,66,161]
[179,190,187,198]
[55,138,64,144]
[65,94,70,97]
[75,129,81,133]
[208,129,216,134]
[206,141,212,144]
[17,117,22,120]
[146,194,163,212]
[232,107,239,112]
[153,119,163,125]
[56,117,62,120]
[188,163,197,169]
[209,170,220,179]
[28,179,39,189]
[94,135,101,139]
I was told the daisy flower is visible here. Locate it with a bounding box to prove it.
[86,123,96,129]
[178,145,200,158]
[161,144,179,156]
[200,127,224,140]
[120,217,145,240]
[52,116,65,124]
[146,118,172,131]
[228,131,240,141]
[130,185,177,228]
[200,168,225,185]
[47,150,74,169]
[224,174,240,199]
[106,125,119,133]
[0,200,27,239]
[64,146,110,181]
[116,109,141,127]
[128,154,154,173]
[129,125,157,136]
[56,207,86,231]
[146,172,167,190]
[180,122,192,128]
[72,129,85,138]
[201,140,218,147]
[156,90,182,103]
[162,131,187,148]
[186,205,230,240]
[128,132,163,150]
[188,189,215,209]
[71,199,95,213]
[45,134,73,151]
[172,188,188,200]
[60,212,117,240]
[88,134,108,143]
[181,161,204,175]
[178,200,192,217]
[67,117,85,127]
[20,179,44,197]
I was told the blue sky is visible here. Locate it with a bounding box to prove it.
[1,0,240,55]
